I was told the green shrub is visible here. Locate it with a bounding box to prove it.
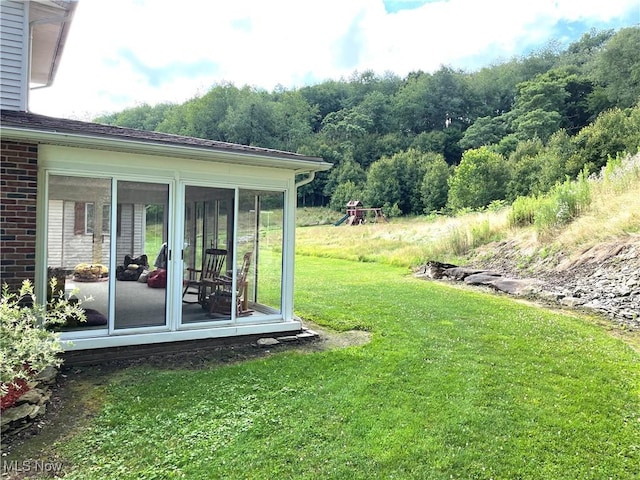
[508,195,539,227]
[509,167,592,233]
[534,169,591,233]
[0,280,85,396]
[447,147,509,211]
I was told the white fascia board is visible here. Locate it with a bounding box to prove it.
[0,126,333,173]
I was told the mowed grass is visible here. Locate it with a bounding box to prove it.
[51,256,639,479]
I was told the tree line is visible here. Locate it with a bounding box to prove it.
[96,27,640,215]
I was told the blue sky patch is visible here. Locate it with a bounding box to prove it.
[231,17,252,32]
[334,11,366,69]
[383,0,442,14]
[549,14,638,47]
[116,48,219,87]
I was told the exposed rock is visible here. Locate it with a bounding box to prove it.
[424,236,640,331]
[1,370,57,437]
[560,296,587,307]
[443,267,487,281]
[417,261,459,279]
[34,365,58,385]
[14,388,46,406]
[487,277,544,296]
[464,272,502,285]
[1,403,43,434]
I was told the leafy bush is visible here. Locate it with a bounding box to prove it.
[534,169,591,234]
[598,151,640,193]
[447,147,509,211]
[0,280,85,396]
[508,195,540,227]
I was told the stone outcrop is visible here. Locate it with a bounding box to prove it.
[416,240,640,331]
[416,264,544,297]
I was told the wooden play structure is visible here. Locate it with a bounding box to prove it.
[335,200,387,226]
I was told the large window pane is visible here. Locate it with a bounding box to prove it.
[182,186,234,324]
[47,175,111,331]
[238,189,283,315]
[114,181,169,329]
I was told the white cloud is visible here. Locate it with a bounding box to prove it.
[29,0,639,119]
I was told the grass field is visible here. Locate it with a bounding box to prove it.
[40,256,639,479]
[9,154,639,478]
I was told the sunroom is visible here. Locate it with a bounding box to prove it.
[1,111,331,350]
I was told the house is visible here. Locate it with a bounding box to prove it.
[0,0,331,351]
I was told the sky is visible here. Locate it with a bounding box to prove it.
[29,0,640,120]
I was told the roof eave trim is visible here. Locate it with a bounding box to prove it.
[0,126,333,172]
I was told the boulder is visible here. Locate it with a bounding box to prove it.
[257,338,280,347]
[443,267,488,281]
[419,261,459,279]
[34,365,58,385]
[463,272,502,285]
[487,278,544,296]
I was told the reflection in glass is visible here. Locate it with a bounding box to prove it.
[47,175,112,330]
[239,190,284,316]
[182,186,234,323]
[114,181,169,329]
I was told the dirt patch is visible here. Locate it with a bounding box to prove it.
[297,325,372,352]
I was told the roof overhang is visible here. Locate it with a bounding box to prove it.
[0,124,333,173]
[29,0,77,87]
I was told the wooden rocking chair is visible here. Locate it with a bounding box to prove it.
[209,251,253,317]
[182,248,227,307]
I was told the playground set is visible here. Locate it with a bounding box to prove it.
[334,200,387,226]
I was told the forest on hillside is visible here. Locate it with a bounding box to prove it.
[96,27,640,215]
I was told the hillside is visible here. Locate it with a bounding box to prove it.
[296,153,640,334]
[97,27,640,212]
[465,234,640,331]
[464,154,640,331]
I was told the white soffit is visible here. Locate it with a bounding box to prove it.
[29,0,77,86]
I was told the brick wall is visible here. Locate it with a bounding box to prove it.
[1,140,38,292]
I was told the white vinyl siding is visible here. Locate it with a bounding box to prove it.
[115,203,146,262]
[47,199,64,267]
[0,1,29,111]
[47,200,111,270]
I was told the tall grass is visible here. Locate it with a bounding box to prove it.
[508,153,640,240]
[296,211,508,268]
[508,168,591,235]
[598,151,640,194]
[297,153,639,269]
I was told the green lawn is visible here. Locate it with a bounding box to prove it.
[53,256,639,479]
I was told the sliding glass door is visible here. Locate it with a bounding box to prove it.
[181,186,234,324]
[114,181,169,330]
[47,174,288,334]
[180,185,285,325]
[47,175,112,331]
